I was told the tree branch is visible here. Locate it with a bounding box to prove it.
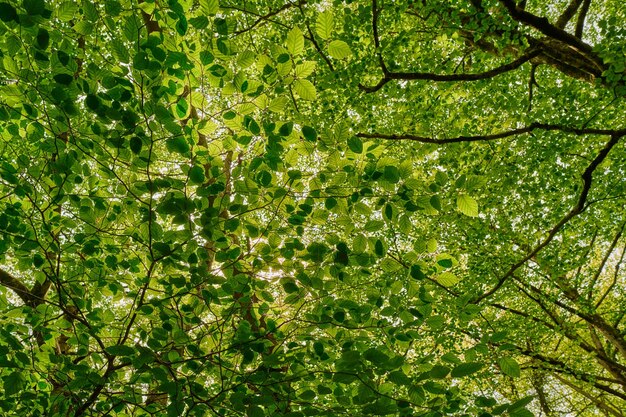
[575,0,591,39]
[297,2,334,72]
[552,373,626,417]
[556,0,584,29]
[0,267,33,304]
[527,63,538,112]
[497,0,593,54]
[359,48,541,92]
[234,1,305,35]
[357,123,626,144]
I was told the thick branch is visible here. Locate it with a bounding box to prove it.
[0,268,33,304]
[357,123,626,144]
[498,0,593,54]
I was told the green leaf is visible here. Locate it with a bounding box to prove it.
[435,171,448,185]
[363,220,384,232]
[286,27,304,56]
[429,195,441,211]
[200,0,219,15]
[176,15,188,36]
[0,3,18,22]
[293,79,317,100]
[247,405,264,417]
[4,371,25,396]
[430,365,450,379]
[451,362,483,378]
[436,272,459,286]
[74,21,95,36]
[295,61,316,78]
[316,11,334,40]
[497,357,521,378]
[299,389,316,400]
[408,385,426,404]
[398,214,412,235]
[363,348,389,366]
[166,137,190,155]
[175,98,189,119]
[279,121,293,136]
[130,136,142,154]
[302,125,317,141]
[36,28,49,50]
[383,166,400,183]
[457,194,479,217]
[54,73,73,85]
[269,96,289,112]
[347,136,363,153]
[328,40,352,59]
[437,258,452,268]
[105,345,135,356]
[410,265,425,280]
[509,408,534,417]
[509,396,534,412]
[256,170,272,187]
[23,0,45,16]
[188,166,205,184]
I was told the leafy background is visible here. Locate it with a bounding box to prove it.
[0,0,625,416]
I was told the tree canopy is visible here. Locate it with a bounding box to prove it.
[1,0,626,416]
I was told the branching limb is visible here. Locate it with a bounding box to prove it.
[498,0,593,54]
[595,245,626,309]
[530,370,552,416]
[587,222,624,302]
[234,1,306,35]
[359,48,541,92]
[475,133,623,302]
[552,374,626,417]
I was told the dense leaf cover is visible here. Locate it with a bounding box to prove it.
[0,0,625,416]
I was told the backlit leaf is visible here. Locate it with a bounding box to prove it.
[293,79,316,100]
[286,27,304,56]
[497,357,521,378]
[328,40,352,59]
[457,194,479,217]
[316,11,334,40]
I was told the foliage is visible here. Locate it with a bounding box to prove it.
[0,0,625,416]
